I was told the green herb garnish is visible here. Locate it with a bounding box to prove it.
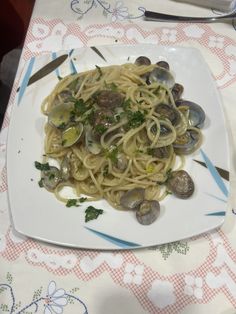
[79,197,87,203]
[69,99,88,122]
[147,148,155,156]
[74,99,87,114]
[61,139,67,146]
[127,110,145,129]
[38,178,44,187]
[58,122,66,130]
[106,146,118,163]
[66,199,79,207]
[85,206,104,222]
[102,165,109,177]
[34,161,50,171]
[122,98,131,111]
[95,124,108,135]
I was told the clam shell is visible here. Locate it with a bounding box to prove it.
[148,67,175,89]
[176,100,205,128]
[48,103,73,128]
[136,200,160,225]
[120,188,145,210]
[61,123,83,148]
[167,170,194,199]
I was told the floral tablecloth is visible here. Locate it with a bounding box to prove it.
[1,1,236,313]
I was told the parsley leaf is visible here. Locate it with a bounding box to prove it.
[94,124,108,135]
[106,146,118,163]
[66,197,88,207]
[122,98,131,111]
[102,164,109,177]
[74,99,88,115]
[127,110,145,129]
[66,199,79,207]
[38,178,44,187]
[79,197,87,203]
[34,161,50,171]
[85,206,103,222]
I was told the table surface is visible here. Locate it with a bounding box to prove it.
[1,1,236,313]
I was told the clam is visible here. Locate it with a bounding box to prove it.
[61,123,83,148]
[156,61,170,70]
[167,170,194,199]
[60,156,71,180]
[96,90,124,109]
[57,90,73,101]
[41,166,61,191]
[176,100,205,128]
[155,103,181,126]
[85,125,101,154]
[173,129,201,155]
[135,56,151,66]
[48,103,73,128]
[148,66,175,89]
[171,83,184,101]
[136,200,160,225]
[149,146,172,159]
[120,188,145,210]
[160,122,172,136]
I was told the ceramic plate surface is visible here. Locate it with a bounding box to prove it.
[7,44,230,249]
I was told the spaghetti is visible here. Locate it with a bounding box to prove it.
[39,60,203,210]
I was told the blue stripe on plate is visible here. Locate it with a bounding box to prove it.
[205,211,226,216]
[69,49,77,74]
[17,57,35,105]
[69,49,74,57]
[51,52,61,79]
[205,193,227,203]
[70,59,77,74]
[85,227,140,248]
[200,149,228,197]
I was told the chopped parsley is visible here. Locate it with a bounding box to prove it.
[38,178,44,187]
[66,199,79,207]
[84,109,95,125]
[102,164,109,177]
[61,139,67,146]
[34,161,50,171]
[74,99,87,114]
[79,197,87,203]
[122,98,131,111]
[85,206,103,222]
[94,124,108,135]
[58,122,67,130]
[127,110,145,129]
[147,148,155,156]
[69,99,89,122]
[66,197,88,207]
[106,146,118,163]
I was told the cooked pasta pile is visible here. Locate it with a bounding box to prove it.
[40,61,202,209]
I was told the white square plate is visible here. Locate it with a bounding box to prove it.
[7,44,230,249]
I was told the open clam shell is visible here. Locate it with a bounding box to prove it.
[48,103,74,128]
[176,100,205,128]
[61,123,83,148]
[173,128,201,155]
[148,66,175,89]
